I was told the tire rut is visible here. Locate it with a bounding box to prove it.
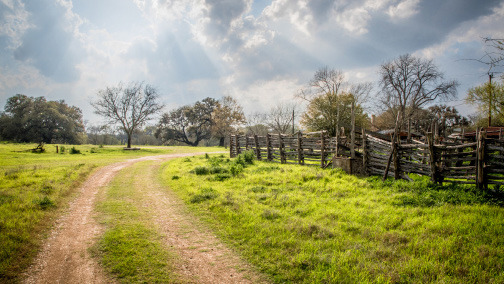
[22,153,207,284]
[136,161,268,284]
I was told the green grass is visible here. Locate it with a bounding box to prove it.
[161,152,504,283]
[0,142,222,282]
[92,161,182,283]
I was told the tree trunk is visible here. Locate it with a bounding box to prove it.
[219,136,225,147]
[127,134,132,148]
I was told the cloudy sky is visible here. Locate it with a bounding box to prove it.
[1,0,504,125]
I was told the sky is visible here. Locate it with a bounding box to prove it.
[1,0,504,126]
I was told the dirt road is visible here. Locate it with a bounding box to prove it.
[23,153,265,284]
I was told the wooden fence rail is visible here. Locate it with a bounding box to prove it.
[230,130,504,190]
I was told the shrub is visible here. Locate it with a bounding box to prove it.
[208,156,224,167]
[229,163,244,176]
[38,196,55,210]
[69,147,81,154]
[193,166,210,175]
[213,173,231,181]
[242,150,255,164]
[60,146,66,153]
[190,187,219,203]
[210,166,228,174]
[172,175,180,180]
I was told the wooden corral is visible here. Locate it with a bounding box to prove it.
[230,128,504,190]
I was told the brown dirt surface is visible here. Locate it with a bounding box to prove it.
[22,153,268,284]
[137,161,268,284]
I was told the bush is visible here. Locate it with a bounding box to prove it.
[229,163,244,176]
[193,166,210,175]
[210,166,228,174]
[38,196,55,210]
[60,146,66,153]
[213,173,232,181]
[190,187,219,203]
[208,156,224,167]
[69,147,81,154]
[242,150,255,164]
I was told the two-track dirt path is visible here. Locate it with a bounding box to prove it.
[23,153,266,284]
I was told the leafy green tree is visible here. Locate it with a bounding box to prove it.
[301,92,368,136]
[298,67,370,136]
[211,96,245,146]
[466,81,504,126]
[156,97,218,146]
[0,94,85,143]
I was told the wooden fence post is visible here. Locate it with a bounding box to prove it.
[393,139,400,180]
[266,133,272,161]
[362,129,368,175]
[427,132,438,183]
[350,100,356,159]
[254,135,261,160]
[476,130,486,190]
[229,135,234,158]
[297,132,304,165]
[320,132,326,168]
[236,135,241,155]
[279,134,286,164]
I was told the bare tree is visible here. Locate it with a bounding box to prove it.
[378,54,458,131]
[244,112,269,136]
[266,103,298,134]
[91,82,164,148]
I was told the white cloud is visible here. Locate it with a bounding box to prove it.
[335,7,371,35]
[222,76,304,113]
[387,0,420,20]
[0,0,32,49]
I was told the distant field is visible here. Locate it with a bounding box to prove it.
[0,143,223,282]
[161,152,504,283]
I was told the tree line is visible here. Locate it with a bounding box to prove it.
[1,47,503,146]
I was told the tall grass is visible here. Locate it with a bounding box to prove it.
[161,152,504,283]
[0,143,222,282]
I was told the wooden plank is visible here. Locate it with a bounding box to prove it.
[444,175,476,179]
[399,144,429,149]
[487,168,504,174]
[444,166,476,170]
[445,142,477,150]
[486,145,504,152]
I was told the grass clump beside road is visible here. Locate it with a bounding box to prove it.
[0,143,222,282]
[93,161,181,283]
[161,151,504,283]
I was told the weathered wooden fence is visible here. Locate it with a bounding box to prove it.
[230,129,504,189]
[230,131,363,168]
[361,129,503,188]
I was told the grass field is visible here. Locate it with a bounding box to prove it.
[161,151,504,283]
[0,143,222,282]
